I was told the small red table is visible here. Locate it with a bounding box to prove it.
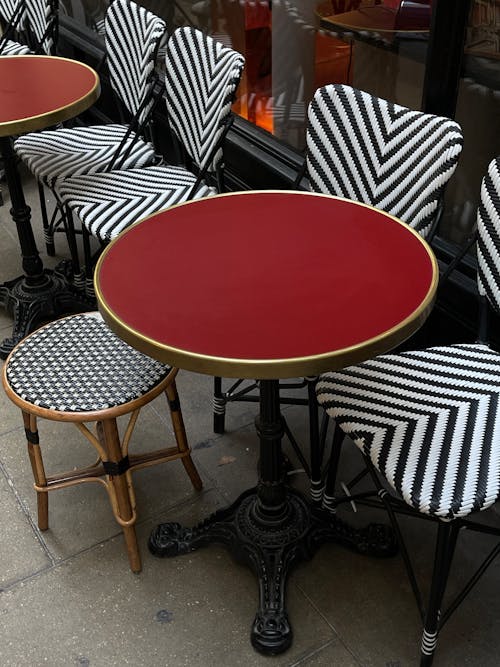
[0,55,100,356]
[96,191,438,654]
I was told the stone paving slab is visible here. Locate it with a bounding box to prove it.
[0,471,50,589]
[0,501,344,667]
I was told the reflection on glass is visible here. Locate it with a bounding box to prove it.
[62,0,432,150]
[61,1,500,245]
[440,0,500,245]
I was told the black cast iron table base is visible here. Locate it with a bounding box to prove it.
[148,379,396,655]
[149,487,396,654]
[0,267,92,358]
[0,137,93,358]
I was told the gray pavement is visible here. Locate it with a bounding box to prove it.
[1,169,500,666]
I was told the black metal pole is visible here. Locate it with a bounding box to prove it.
[0,137,90,357]
[421,0,471,118]
[0,137,45,283]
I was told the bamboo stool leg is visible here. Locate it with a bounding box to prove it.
[165,380,202,491]
[97,419,141,573]
[23,411,49,530]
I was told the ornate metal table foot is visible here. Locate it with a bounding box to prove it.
[0,269,94,358]
[149,487,397,655]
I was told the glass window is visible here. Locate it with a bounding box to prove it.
[62,1,432,151]
[61,0,499,246]
[439,0,500,244]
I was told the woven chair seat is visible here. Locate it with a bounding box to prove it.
[57,164,216,242]
[0,39,31,55]
[6,313,170,413]
[14,124,157,187]
[316,343,500,520]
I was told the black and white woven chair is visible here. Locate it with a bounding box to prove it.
[14,0,166,284]
[0,0,57,55]
[2,312,202,573]
[315,156,500,665]
[0,0,30,55]
[212,83,464,447]
[56,27,245,247]
[1,0,58,56]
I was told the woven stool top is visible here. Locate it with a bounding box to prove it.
[5,313,170,413]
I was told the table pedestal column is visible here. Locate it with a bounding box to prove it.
[0,137,89,358]
[149,379,397,655]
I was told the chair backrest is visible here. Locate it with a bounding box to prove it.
[25,0,57,54]
[306,84,464,239]
[105,0,167,127]
[477,157,500,316]
[165,27,245,175]
[0,0,26,34]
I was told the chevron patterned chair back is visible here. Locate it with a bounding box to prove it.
[55,27,245,247]
[306,84,464,240]
[25,0,57,54]
[0,0,31,55]
[0,0,57,55]
[165,26,246,178]
[0,0,24,25]
[105,0,166,134]
[315,156,500,665]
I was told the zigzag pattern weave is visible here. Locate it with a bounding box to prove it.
[0,0,26,30]
[14,0,164,184]
[25,0,55,54]
[105,0,166,126]
[57,165,215,241]
[0,0,29,54]
[1,38,31,54]
[316,343,500,520]
[477,157,500,312]
[15,125,156,186]
[6,313,170,413]
[166,27,245,172]
[306,85,463,239]
[59,27,244,243]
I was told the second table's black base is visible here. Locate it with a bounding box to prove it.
[0,267,94,358]
[149,486,397,655]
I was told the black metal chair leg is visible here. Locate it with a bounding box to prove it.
[38,181,55,256]
[322,424,344,512]
[63,206,84,292]
[81,223,95,300]
[307,377,323,503]
[213,375,226,434]
[420,521,460,666]
[364,459,425,619]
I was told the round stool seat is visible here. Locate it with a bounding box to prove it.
[5,313,170,413]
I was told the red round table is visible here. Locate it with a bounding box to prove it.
[96,190,438,654]
[0,56,100,356]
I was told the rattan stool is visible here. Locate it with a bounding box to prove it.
[1,312,202,572]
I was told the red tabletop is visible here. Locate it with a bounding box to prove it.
[96,191,438,379]
[0,56,100,136]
